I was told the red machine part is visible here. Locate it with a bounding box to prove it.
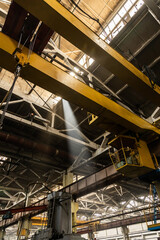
[0,205,47,215]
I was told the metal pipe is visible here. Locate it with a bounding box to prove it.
[0,131,75,161]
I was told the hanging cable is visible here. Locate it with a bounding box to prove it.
[0,65,22,129]
[67,0,107,35]
[0,47,29,129]
[0,18,42,129]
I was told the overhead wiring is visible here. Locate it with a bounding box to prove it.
[67,0,108,36]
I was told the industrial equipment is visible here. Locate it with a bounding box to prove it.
[0,0,160,237]
[109,135,156,178]
[109,135,160,232]
[31,192,85,240]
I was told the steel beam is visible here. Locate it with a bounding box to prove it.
[0,205,47,215]
[0,33,160,135]
[13,0,160,106]
[0,198,48,229]
[0,197,16,202]
[63,165,122,199]
[0,165,121,229]
[0,110,97,150]
[143,0,160,24]
[77,213,160,234]
[0,186,22,192]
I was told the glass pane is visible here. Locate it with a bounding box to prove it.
[79,55,86,66]
[124,0,132,11]
[136,0,144,9]
[112,28,119,38]
[129,6,137,17]
[100,33,106,40]
[117,21,125,31]
[119,7,126,17]
[89,58,94,66]
[108,20,115,30]
[113,14,121,24]
[106,38,111,44]
[104,26,110,35]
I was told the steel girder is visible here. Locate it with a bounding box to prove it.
[0,165,121,229]
[0,32,160,135]
[13,0,160,106]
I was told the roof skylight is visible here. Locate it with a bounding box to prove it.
[78,0,144,70]
[100,0,144,44]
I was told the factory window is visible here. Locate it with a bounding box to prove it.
[79,54,94,69]
[78,0,144,70]
[100,0,144,43]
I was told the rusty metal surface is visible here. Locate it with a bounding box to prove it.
[2,1,53,54]
[0,198,48,229]
[0,205,47,215]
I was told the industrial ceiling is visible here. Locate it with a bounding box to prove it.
[0,0,160,238]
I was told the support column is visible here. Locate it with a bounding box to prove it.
[88,231,95,240]
[121,226,130,240]
[17,218,32,240]
[63,172,73,187]
[72,201,79,233]
[63,172,79,234]
[0,229,5,240]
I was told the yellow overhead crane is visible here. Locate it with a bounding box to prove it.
[0,1,160,183]
[0,2,160,236]
[13,0,160,106]
[0,32,160,137]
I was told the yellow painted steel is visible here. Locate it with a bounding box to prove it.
[14,0,160,106]
[14,51,29,67]
[88,113,98,125]
[148,223,160,230]
[138,140,155,169]
[31,217,47,226]
[72,202,79,232]
[17,219,31,238]
[109,136,155,178]
[0,33,160,135]
[63,172,73,187]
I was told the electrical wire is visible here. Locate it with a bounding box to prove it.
[65,0,128,56]
[0,66,21,129]
[67,0,107,36]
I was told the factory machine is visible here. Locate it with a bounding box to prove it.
[31,192,84,240]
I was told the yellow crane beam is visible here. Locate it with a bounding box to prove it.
[0,32,160,136]
[14,0,160,106]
